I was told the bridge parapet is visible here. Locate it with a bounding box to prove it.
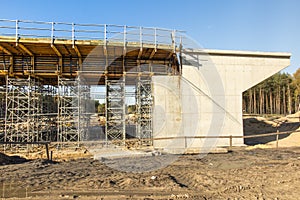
[0,19,184,49]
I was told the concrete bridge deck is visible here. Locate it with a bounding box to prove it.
[0,19,183,85]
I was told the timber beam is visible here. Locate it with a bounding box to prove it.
[19,43,35,72]
[51,44,63,74]
[0,44,12,55]
[73,45,82,71]
[149,48,156,59]
[18,43,33,56]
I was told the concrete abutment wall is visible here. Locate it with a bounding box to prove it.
[152,49,291,150]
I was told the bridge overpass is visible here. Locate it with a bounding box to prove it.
[0,19,291,152]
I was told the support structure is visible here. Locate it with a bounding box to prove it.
[136,78,153,146]
[57,77,80,143]
[57,76,90,144]
[0,19,182,150]
[4,76,41,143]
[0,86,6,142]
[105,77,126,142]
[39,84,58,141]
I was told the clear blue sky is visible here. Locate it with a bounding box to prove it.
[1,0,299,74]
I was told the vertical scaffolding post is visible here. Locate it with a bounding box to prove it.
[136,77,153,146]
[0,85,6,143]
[105,76,126,143]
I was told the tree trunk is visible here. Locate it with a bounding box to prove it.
[249,89,253,113]
[276,86,280,114]
[283,86,286,115]
[253,88,257,114]
[287,85,291,115]
[259,87,262,114]
[265,91,269,114]
[270,92,273,114]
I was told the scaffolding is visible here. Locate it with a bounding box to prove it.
[78,77,91,143]
[57,76,90,144]
[105,77,126,142]
[40,84,58,141]
[0,85,5,142]
[136,78,153,146]
[4,76,42,143]
[0,19,182,150]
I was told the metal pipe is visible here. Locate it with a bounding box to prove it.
[123,25,127,51]
[104,24,107,43]
[15,20,19,45]
[140,26,143,49]
[51,22,54,45]
[154,28,157,51]
[72,23,75,48]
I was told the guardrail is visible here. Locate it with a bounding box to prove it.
[0,19,185,48]
[79,129,299,151]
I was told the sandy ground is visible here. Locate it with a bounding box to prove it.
[1,115,300,199]
[1,147,300,199]
[243,113,300,147]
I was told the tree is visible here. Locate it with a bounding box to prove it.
[292,68,300,112]
[242,71,295,115]
[97,103,105,115]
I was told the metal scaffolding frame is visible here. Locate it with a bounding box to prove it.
[39,84,58,142]
[1,74,154,148]
[4,76,42,143]
[136,78,153,146]
[0,86,6,142]
[105,77,126,142]
[78,77,91,142]
[0,18,182,150]
[57,76,90,144]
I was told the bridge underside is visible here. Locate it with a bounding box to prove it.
[0,37,179,148]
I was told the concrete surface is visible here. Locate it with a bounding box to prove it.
[152,49,291,151]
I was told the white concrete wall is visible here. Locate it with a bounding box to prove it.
[152,49,291,151]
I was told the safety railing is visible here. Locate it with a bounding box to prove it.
[0,19,185,48]
[76,129,300,151]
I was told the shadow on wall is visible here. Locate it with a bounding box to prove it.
[243,118,300,145]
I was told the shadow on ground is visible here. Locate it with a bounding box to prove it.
[243,118,300,145]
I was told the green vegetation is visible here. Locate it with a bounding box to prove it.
[243,69,300,115]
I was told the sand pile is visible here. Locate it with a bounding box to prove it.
[244,113,300,149]
[266,128,300,147]
[0,152,27,165]
[244,116,299,145]
[284,111,300,122]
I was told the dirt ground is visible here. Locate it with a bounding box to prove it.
[1,115,300,200]
[0,147,300,200]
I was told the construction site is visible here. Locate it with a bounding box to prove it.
[0,19,293,154]
[2,19,300,199]
[0,19,185,151]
